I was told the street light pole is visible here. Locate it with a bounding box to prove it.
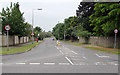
[32,9,42,44]
[32,10,34,44]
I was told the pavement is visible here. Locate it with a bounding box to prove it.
[0,38,118,73]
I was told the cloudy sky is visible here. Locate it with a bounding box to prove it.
[0,0,81,32]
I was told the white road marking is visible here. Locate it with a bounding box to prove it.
[83,57,87,59]
[0,63,3,65]
[72,51,78,54]
[108,62,118,66]
[59,63,70,65]
[95,62,106,65]
[65,57,74,65]
[29,63,40,65]
[55,46,59,50]
[16,63,26,65]
[44,63,55,65]
[59,50,64,54]
[96,54,109,58]
[95,62,100,65]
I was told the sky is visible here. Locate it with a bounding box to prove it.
[0,0,81,32]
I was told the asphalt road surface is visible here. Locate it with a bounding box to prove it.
[1,38,118,73]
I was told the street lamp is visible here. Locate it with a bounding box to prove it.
[32,8,42,44]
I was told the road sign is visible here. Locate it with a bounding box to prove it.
[5,25,10,31]
[31,32,34,35]
[114,29,118,34]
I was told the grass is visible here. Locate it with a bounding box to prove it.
[63,40,120,54]
[85,45,120,54]
[0,42,41,55]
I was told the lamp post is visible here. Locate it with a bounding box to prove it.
[32,9,42,44]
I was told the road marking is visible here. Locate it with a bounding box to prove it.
[96,54,109,58]
[0,63,3,65]
[95,62,106,65]
[83,57,87,59]
[59,50,64,54]
[16,63,26,65]
[29,63,40,65]
[65,57,74,65]
[44,63,55,65]
[55,46,59,50]
[95,62,100,65]
[72,51,78,54]
[108,62,118,66]
[59,63,70,65]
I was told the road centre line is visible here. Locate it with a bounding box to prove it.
[55,46,59,50]
[16,63,26,65]
[83,57,87,59]
[71,51,78,54]
[29,63,40,65]
[65,57,74,65]
[44,63,55,65]
[59,63,70,65]
[59,50,64,54]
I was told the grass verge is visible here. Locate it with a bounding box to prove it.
[85,45,120,54]
[0,42,41,55]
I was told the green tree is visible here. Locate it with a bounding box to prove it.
[76,2,95,33]
[1,2,26,37]
[52,23,64,40]
[89,2,120,36]
[34,26,42,38]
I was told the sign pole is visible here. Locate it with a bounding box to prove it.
[114,33,116,49]
[114,29,118,50]
[7,30,9,51]
[5,25,10,51]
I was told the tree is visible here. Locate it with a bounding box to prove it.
[1,2,26,37]
[34,26,42,38]
[89,2,120,36]
[76,2,95,32]
[52,23,64,40]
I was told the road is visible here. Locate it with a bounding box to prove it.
[1,38,118,73]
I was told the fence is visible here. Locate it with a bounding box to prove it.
[0,35,29,47]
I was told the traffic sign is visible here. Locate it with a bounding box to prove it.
[5,25,10,31]
[114,29,118,34]
[31,32,34,35]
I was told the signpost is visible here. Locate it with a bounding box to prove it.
[114,29,118,49]
[5,25,10,51]
[31,32,34,44]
